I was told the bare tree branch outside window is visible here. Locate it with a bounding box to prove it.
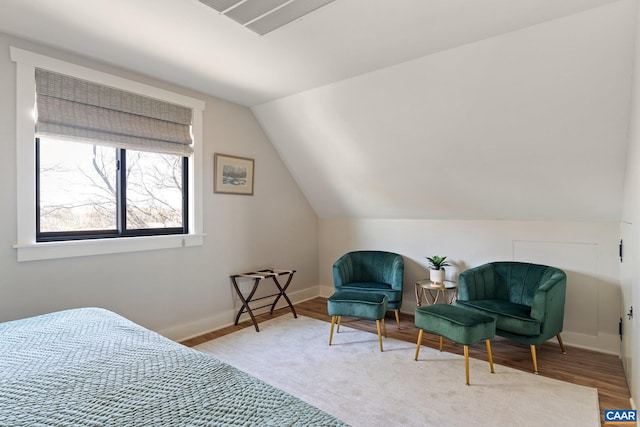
[39,139,183,233]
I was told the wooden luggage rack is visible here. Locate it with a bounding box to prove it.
[230,268,298,332]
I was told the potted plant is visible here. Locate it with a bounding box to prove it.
[426,255,450,283]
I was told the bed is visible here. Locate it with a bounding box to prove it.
[0,307,347,426]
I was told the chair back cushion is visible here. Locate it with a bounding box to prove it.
[333,251,404,291]
[492,262,556,306]
[459,262,565,307]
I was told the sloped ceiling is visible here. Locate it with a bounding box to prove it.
[0,0,636,220]
[253,0,637,220]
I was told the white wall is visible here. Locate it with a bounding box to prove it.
[621,0,640,407]
[0,32,320,340]
[319,219,621,354]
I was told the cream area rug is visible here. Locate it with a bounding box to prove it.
[195,315,600,427]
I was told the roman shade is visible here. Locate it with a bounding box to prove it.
[35,68,193,156]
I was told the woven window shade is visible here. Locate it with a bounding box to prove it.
[35,69,193,156]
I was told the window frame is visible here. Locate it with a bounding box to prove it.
[11,47,205,262]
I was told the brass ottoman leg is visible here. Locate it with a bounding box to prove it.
[337,316,341,333]
[486,340,495,373]
[439,336,444,352]
[415,329,423,360]
[464,345,470,385]
[376,320,384,352]
[395,309,400,328]
[329,316,336,345]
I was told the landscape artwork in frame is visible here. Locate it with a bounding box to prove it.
[214,153,254,195]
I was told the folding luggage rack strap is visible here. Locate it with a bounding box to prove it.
[230,268,298,332]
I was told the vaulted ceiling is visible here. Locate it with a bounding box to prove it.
[0,0,636,220]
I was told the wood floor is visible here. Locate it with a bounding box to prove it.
[182,297,631,427]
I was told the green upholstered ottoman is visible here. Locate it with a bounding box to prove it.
[327,291,388,351]
[414,304,496,385]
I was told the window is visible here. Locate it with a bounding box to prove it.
[11,47,205,261]
[37,139,188,241]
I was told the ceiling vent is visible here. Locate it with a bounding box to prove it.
[199,0,336,35]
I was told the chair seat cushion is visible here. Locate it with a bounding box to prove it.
[415,304,495,346]
[455,299,541,337]
[336,282,402,305]
[327,291,388,320]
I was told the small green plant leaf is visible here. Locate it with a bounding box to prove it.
[426,255,451,270]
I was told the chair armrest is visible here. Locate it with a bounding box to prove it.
[332,254,353,287]
[458,263,496,301]
[383,256,405,291]
[530,271,567,323]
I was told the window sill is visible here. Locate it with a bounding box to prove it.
[14,234,205,262]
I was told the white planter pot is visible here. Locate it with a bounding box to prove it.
[430,269,445,283]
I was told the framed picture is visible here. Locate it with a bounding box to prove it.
[214,153,255,195]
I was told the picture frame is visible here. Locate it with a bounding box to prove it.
[214,153,255,195]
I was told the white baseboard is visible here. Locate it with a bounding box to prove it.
[158,310,236,342]
[319,285,334,298]
[159,286,324,342]
[560,331,620,356]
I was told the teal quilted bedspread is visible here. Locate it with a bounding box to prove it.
[0,308,347,426]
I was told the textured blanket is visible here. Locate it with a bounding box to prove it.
[0,308,347,427]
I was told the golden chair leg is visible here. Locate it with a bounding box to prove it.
[329,316,336,345]
[486,340,495,373]
[439,336,444,352]
[394,309,400,328]
[464,345,470,385]
[415,329,423,360]
[376,320,384,352]
[530,344,539,374]
[557,333,567,354]
[337,316,341,333]
[382,318,387,337]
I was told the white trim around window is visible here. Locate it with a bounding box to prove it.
[10,47,206,262]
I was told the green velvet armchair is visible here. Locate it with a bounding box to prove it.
[455,261,567,374]
[333,251,404,327]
